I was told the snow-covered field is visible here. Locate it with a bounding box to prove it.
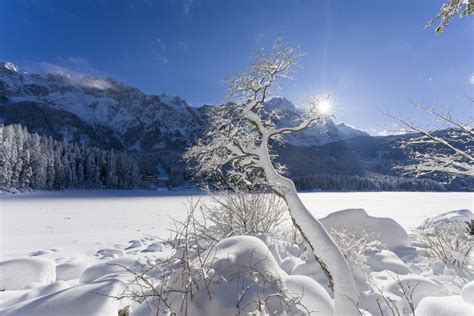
[0,191,473,315]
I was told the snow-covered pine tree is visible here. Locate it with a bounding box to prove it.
[0,125,12,188]
[0,124,142,190]
[29,133,47,189]
[106,150,118,188]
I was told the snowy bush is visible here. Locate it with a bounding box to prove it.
[329,226,384,273]
[114,201,318,315]
[415,222,472,270]
[111,201,217,315]
[201,189,291,240]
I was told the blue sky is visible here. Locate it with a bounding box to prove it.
[1,0,472,134]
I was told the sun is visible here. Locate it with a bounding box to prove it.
[318,98,332,114]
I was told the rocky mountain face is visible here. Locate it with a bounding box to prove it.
[0,62,206,152]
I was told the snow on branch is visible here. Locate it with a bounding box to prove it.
[427,0,474,34]
[385,104,474,178]
[186,38,359,314]
[225,38,303,106]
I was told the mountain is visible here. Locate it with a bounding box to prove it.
[275,129,473,191]
[0,61,470,190]
[0,63,367,150]
[0,62,206,152]
[265,97,368,146]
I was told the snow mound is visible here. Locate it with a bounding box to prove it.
[383,274,446,308]
[0,257,56,290]
[367,250,410,274]
[291,259,327,286]
[280,256,300,274]
[56,258,91,281]
[461,281,474,305]
[1,279,125,316]
[142,242,164,252]
[79,256,142,283]
[18,281,71,303]
[419,209,473,229]
[184,236,330,315]
[284,275,334,314]
[96,248,125,259]
[320,208,410,249]
[416,295,474,316]
[30,249,54,256]
[125,240,144,249]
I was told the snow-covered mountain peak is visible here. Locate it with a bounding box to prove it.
[262,97,369,146]
[0,62,20,73]
[266,97,299,113]
[0,61,207,151]
[157,93,192,111]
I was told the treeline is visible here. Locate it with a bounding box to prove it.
[293,173,447,192]
[0,124,142,190]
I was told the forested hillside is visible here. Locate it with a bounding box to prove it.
[0,124,141,190]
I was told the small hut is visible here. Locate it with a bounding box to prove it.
[156,164,170,187]
[142,163,169,188]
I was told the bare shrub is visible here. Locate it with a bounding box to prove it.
[415,222,472,270]
[201,188,292,239]
[369,273,420,316]
[230,254,314,315]
[111,200,312,315]
[329,226,384,272]
[109,200,217,315]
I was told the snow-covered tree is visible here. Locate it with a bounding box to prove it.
[0,124,142,191]
[0,125,12,188]
[387,104,473,179]
[29,133,47,188]
[106,150,118,188]
[427,0,473,33]
[186,39,358,314]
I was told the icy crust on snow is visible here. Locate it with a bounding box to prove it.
[320,208,410,249]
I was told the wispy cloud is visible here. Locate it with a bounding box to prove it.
[154,37,168,63]
[158,56,169,64]
[469,73,474,85]
[22,56,103,78]
[21,57,114,90]
[178,40,188,50]
[182,0,193,15]
[372,125,411,136]
[156,37,166,51]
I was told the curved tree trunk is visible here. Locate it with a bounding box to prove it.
[262,162,359,315]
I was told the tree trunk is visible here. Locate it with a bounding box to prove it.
[264,165,359,315]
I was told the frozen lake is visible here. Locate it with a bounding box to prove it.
[1,190,472,259]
